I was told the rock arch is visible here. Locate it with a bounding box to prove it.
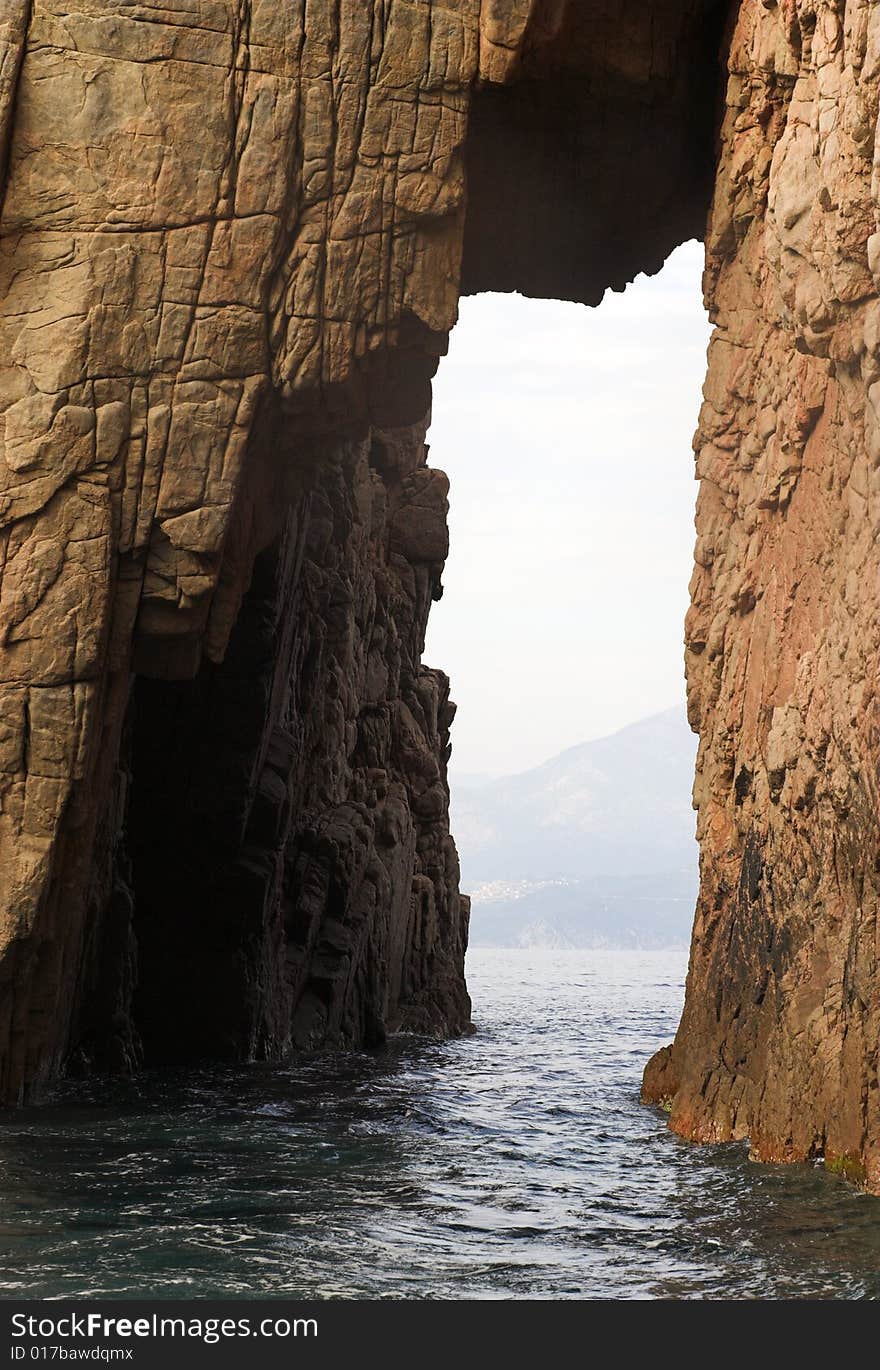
[1,1,879,1187]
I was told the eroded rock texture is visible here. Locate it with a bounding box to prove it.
[8,0,880,1192]
[0,0,487,1097]
[0,0,721,1099]
[643,0,880,1191]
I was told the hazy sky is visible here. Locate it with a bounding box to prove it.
[423,239,712,779]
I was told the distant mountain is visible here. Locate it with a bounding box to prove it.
[452,708,698,949]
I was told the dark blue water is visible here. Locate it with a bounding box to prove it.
[1,948,879,1299]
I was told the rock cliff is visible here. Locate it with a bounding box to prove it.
[2,0,878,1192]
[0,0,720,1098]
[643,0,880,1192]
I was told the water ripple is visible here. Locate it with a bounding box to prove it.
[0,948,878,1299]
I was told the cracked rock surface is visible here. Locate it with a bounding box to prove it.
[644,0,880,1192]
[10,0,880,1197]
[0,0,717,1098]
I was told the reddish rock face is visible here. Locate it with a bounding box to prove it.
[644,0,880,1193]
[3,0,878,1195]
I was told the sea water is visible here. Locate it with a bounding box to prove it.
[1,947,879,1300]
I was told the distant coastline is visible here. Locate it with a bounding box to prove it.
[455,708,698,950]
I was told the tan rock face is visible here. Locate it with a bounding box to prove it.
[8,0,877,1197]
[0,0,718,1098]
[0,0,487,1097]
